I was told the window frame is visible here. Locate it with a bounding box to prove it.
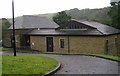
[59,38,65,48]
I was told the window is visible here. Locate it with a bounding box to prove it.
[15,35,19,43]
[60,39,64,48]
[11,35,19,43]
[77,25,80,29]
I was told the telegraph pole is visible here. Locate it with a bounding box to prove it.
[12,0,16,56]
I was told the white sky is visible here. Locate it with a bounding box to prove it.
[0,0,111,18]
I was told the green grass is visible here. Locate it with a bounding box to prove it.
[0,47,13,51]
[2,56,59,75]
[40,52,120,61]
[95,54,120,61]
[0,47,2,50]
[0,55,2,76]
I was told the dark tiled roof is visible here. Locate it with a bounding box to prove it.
[28,19,120,36]
[73,20,120,35]
[28,29,103,36]
[9,15,59,29]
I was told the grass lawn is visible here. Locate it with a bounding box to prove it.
[0,55,2,76]
[2,56,59,75]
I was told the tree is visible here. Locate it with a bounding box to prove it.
[53,11,71,26]
[2,18,11,30]
[108,2,120,29]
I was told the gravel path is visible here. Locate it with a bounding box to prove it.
[2,51,119,74]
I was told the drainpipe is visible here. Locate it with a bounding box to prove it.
[105,39,108,55]
[115,35,118,56]
[68,36,70,53]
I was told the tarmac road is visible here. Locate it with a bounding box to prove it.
[2,51,119,75]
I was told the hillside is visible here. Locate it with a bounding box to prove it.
[36,13,56,20]
[65,7,112,26]
[36,7,112,26]
[0,7,113,30]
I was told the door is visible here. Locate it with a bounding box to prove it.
[20,34,30,49]
[46,37,53,52]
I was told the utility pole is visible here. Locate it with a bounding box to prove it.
[12,0,16,56]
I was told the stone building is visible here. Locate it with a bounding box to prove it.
[2,15,59,48]
[29,20,120,55]
[3,15,120,55]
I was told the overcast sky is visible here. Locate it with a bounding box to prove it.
[0,0,111,18]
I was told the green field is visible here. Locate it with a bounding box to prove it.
[2,56,58,75]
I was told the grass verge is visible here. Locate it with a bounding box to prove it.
[0,47,13,51]
[0,47,2,51]
[2,56,59,75]
[40,52,120,61]
[95,54,120,61]
[1,48,119,61]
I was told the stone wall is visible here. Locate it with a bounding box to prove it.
[2,29,29,48]
[30,34,119,55]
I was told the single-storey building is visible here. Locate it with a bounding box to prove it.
[28,20,120,55]
[2,15,120,55]
[2,15,59,48]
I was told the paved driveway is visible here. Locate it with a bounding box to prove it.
[2,51,119,74]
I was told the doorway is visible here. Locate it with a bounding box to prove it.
[46,37,53,52]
